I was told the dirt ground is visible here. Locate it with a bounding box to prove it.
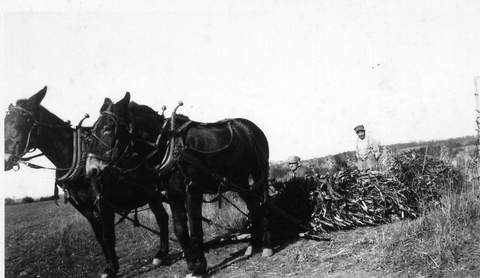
[5,201,392,278]
[117,226,390,278]
[8,199,480,278]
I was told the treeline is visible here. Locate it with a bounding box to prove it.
[386,135,476,151]
[4,195,58,206]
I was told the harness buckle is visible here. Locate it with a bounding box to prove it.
[184,178,193,187]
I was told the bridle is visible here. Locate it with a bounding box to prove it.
[87,110,132,164]
[5,106,41,162]
[5,105,73,170]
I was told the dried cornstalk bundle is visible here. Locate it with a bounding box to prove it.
[270,150,460,236]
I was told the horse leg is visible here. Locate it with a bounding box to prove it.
[77,205,119,278]
[240,174,273,257]
[95,202,119,277]
[167,190,199,276]
[149,200,169,266]
[239,192,262,256]
[260,172,273,257]
[185,191,207,277]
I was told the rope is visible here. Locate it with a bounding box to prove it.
[20,160,76,171]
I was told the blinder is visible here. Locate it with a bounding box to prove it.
[5,105,40,158]
[88,110,133,164]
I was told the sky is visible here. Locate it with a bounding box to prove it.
[2,0,480,199]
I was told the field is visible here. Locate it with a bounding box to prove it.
[5,144,480,278]
[6,191,480,277]
[5,199,398,278]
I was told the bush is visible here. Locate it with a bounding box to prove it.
[39,195,58,202]
[21,196,35,204]
[5,198,16,206]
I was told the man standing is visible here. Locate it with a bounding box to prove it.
[354,125,380,171]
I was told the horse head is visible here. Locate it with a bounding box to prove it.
[4,87,47,171]
[86,92,133,178]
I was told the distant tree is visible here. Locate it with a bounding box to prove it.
[22,196,35,204]
[332,154,349,171]
[39,195,57,202]
[5,198,16,206]
[269,163,289,180]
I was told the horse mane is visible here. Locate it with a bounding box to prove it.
[15,99,70,127]
[171,113,191,126]
[128,101,165,141]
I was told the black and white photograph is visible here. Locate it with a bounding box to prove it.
[3,1,480,277]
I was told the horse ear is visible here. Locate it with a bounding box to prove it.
[100,98,113,113]
[122,92,131,104]
[27,86,47,109]
[8,103,13,110]
[116,92,131,111]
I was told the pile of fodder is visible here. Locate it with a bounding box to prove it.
[269,150,461,235]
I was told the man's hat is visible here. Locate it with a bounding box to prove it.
[287,155,300,163]
[354,125,365,133]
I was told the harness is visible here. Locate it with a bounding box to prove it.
[88,109,133,164]
[54,125,91,204]
[6,106,41,160]
[6,106,92,205]
[88,101,270,233]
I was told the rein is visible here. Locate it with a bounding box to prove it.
[7,105,91,207]
[6,106,79,171]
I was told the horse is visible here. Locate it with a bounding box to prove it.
[4,87,170,278]
[85,92,273,278]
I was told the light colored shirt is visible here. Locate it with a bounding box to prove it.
[356,135,380,161]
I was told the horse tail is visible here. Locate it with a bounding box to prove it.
[233,118,270,202]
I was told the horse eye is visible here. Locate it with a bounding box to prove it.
[104,124,115,133]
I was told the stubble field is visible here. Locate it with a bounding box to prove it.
[6,199,399,278]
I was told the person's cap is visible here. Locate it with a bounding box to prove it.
[354,125,365,133]
[287,155,300,163]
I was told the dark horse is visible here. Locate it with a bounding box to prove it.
[86,92,273,278]
[4,87,170,278]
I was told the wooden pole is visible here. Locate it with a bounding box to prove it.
[474,76,480,185]
[475,76,480,156]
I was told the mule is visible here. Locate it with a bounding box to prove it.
[4,87,170,278]
[86,92,273,278]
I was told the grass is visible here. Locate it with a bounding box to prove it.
[380,183,480,278]
[4,202,102,278]
[201,192,249,237]
[4,193,249,278]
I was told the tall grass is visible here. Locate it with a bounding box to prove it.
[201,192,249,237]
[380,150,480,277]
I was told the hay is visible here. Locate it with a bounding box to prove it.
[269,150,460,236]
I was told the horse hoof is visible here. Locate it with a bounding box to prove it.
[185,273,206,278]
[262,248,273,257]
[244,245,253,256]
[152,258,164,266]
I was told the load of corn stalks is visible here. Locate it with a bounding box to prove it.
[269,149,460,235]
